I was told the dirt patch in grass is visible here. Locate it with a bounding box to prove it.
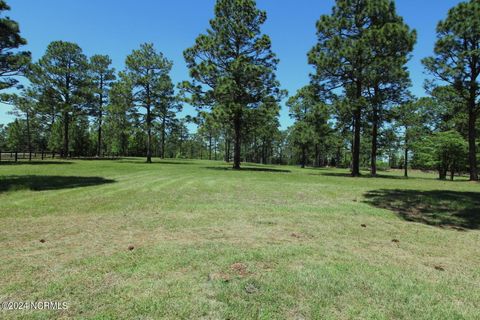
[230,263,249,277]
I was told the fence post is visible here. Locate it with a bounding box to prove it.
[41,150,44,160]
[15,151,18,162]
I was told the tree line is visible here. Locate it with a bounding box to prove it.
[0,0,479,181]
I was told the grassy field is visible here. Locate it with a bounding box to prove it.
[0,158,479,319]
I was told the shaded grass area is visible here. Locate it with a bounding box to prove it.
[205,166,291,173]
[364,189,480,230]
[0,158,479,319]
[320,172,404,179]
[0,175,115,193]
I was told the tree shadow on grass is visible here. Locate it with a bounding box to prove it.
[73,157,123,161]
[0,175,115,193]
[155,161,196,165]
[363,189,480,230]
[116,160,195,165]
[205,166,291,173]
[317,172,405,179]
[0,161,73,166]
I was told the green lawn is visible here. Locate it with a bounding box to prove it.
[0,158,479,319]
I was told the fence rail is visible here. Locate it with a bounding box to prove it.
[0,151,61,162]
[0,151,122,162]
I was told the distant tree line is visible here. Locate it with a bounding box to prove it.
[0,0,479,181]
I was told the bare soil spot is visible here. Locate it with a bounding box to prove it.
[230,262,249,276]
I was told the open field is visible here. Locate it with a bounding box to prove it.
[0,158,479,319]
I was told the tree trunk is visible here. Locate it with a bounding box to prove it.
[439,167,447,180]
[335,146,341,168]
[97,82,103,158]
[225,136,230,162]
[97,119,102,157]
[146,106,152,163]
[161,115,166,159]
[468,104,478,180]
[404,129,408,178]
[352,81,362,177]
[301,146,306,169]
[209,134,212,160]
[352,107,361,176]
[63,112,69,158]
[214,138,217,160]
[262,143,267,164]
[233,113,241,169]
[26,112,32,161]
[371,106,378,176]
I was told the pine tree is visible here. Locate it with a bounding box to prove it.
[182,0,283,169]
[29,41,89,158]
[0,0,30,90]
[122,43,173,163]
[309,0,416,176]
[89,54,115,157]
[423,0,480,181]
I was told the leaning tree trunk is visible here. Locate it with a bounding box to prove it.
[233,113,241,170]
[467,103,478,181]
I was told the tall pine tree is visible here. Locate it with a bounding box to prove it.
[182,0,283,169]
[309,0,416,176]
[122,43,173,163]
[89,54,115,157]
[423,0,480,181]
[29,41,89,158]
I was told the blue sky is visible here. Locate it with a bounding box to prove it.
[0,0,464,129]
